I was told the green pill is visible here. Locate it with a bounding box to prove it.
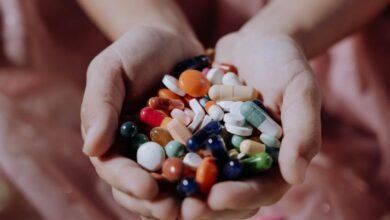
[131,133,149,150]
[165,140,185,158]
[231,135,245,150]
[240,152,273,174]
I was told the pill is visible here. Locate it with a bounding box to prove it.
[183,152,202,170]
[199,96,211,107]
[223,113,245,126]
[240,139,266,155]
[150,127,173,146]
[139,107,166,128]
[231,135,246,150]
[187,112,205,132]
[179,69,210,97]
[148,97,185,111]
[212,62,238,74]
[205,101,224,121]
[158,88,181,100]
[136,142,165,171]
[176,177,198,197]
[189,98,205,115]
[240,101,282,138]
[222,72,242,86]
[206,68,224,84]
[206,135,229,162]
[167,119,192,144]
[198,115,212,130]
[120,121,138,139]
[229,101,244,115]
[228,149,239,158]
[260,133,281,148]
[173,55,210,75]
[225,123,253,136]
[162,75,186,96]
[165,140,185,158]
[130,133,149,150]
[184,108,195,119]
[160,117,172,129]
[216,101,234,112]
[240,152,272,174]
[171,108,192,126]
[222,159,242,180]
[208,85,257,101]
[196,157,218,194]
[186,120,222,152]
[162,158,185,182]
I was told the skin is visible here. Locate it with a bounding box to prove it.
[78,0,389,219]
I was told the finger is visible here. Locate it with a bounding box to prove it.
[280,73,322,184]
[112,188,179,220]
[214,33,238,64]
[180,197,258,220]
[81,49,125,156]
[91,155,158,200]
[207,169,289,211]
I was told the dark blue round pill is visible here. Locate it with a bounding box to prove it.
[120,121,138,139]
[223,159,242,180]
[206,135,229,162]
[176,177,198,197]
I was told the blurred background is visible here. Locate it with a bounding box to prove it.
[0,0,389,219]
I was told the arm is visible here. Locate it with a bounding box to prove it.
[241,0,389,58]
[77,0,195,40]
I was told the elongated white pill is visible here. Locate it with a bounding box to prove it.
[162,75,185,96]
[225,123,253,136]
[223,113,246,126]
[189,98,205,115]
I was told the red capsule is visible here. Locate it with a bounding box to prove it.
[148,97,185,111]
[140,107,166,127]
[212,62,238,74]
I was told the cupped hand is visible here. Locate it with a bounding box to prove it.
[180,32,322,220]
[81,27,203,220]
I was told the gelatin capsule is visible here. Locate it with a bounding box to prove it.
[240,152,272,174]
[148,97,185,111]
[158,88,181,100]
[186,120,222,152]
[206,135,229,162]
[139,107,166,128]
[150,127,173,146]
[196,157,218,194]
[208,85,257,101]
[240,139,266,155]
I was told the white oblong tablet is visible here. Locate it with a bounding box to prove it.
[187,112,205,132]
[225,123,253,136]
[183,152,202,170]
[198,115,212,131]
[208,105,224,121]
[162,75,186,96]
[223,113,245,126]
[206,68,224,85]
[184,108,195,120]
[171,108,192,126]
[229,101,244,115]
[222,72,242,86]
[189,98,205,115]
[216,101,234,112]
[136,142,165,171]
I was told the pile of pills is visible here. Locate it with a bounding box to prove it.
[119,55,282,197]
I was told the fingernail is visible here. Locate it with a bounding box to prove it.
[295,157,308,184]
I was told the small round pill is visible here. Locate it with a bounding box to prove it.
[130,133,149,150]
[165,140,185,158]
[162,158,185,182]
[179,69,210,97]
[176,177,198,197]
[223,159,242,180]
[120,121,138,139]
[136,142,165,171]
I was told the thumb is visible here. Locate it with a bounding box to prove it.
[81,50,125,156]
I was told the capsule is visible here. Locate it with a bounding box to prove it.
[186,120,222,152]
[166,119,192,145]
[208,85,257,101]
[170,108,192,126]
[196,158,218,194]
[206,135,229,162]
[222,72,242,86]
[240,152,273,174]
[222,159,243,180]
[150,127,173,146]
[140,107,171,128]
[173,55,210,75]
[240,101,282,138]
[148,97,184,112]
[158,88,181,100]
[205,101,224,121]
[176,177,199,197]
[239,139,266,155]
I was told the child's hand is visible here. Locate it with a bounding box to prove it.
[81,27,203,219]
[180,32,322,220]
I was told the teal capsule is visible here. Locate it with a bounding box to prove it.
[260,133,281,148]
[240,152,272,174]
[165,140,185,158]
[231,135,245,150]
[130,133,149,150]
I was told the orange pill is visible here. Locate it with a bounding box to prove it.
[196,157,218,194]
[158,88,180,100]
[179,69,210,97]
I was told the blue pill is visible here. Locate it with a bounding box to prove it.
[186,120,222,152]
[176,177,198,197]
[223,159,243,180]
[173,55,210,74]
[120,121,138,139]
[206,135,229,162]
